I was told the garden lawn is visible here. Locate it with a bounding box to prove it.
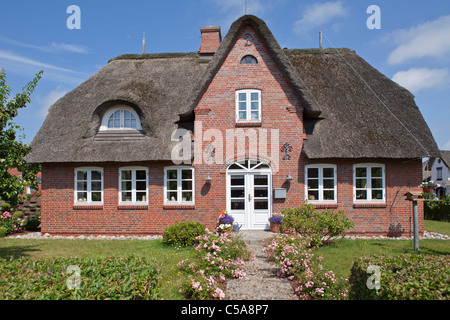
[315,239,450,279]
[0,238,196,300]
[424,219,450,236]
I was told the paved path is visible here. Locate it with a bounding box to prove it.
[225,231,298,300]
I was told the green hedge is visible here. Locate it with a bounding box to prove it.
[0,256,160,300]
[163,221,206,247]
[349,255,450,300]
[425,196,450,222]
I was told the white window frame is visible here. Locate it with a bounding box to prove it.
[118,167,149,205]
[100,106,142,131]
[164,166,195,205]
[305,164,337,204]
[436,167,443,181]
[74,167,104,205]
[235,89,262,122]
[353,163,386,203]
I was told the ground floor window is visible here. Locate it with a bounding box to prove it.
[164,167,194,204]
[305,164,337,203]
[353,163,385,202]
[74,168,103,204]
[119,167,148,204]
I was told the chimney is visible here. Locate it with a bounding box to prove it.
[198,26,222,59]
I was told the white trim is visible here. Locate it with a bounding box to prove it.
[164,166,195,205]
[118,166,149,205]
[74,167,104,205]
[353,163,386,203]
[100,105,142,131]
[235,89,262,123]
[304,164,337,204]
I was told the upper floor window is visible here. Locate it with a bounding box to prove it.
[74,167,103,204]
[353,164,385,203]
[240,55,258,64]
[100,106,142,131]
[305,164,337,203]
[436,167,443,180]
[236,89,261,122]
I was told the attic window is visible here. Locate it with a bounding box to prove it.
[100,106,142,131]
[240,55,258,64]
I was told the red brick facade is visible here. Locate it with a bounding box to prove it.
[40,24,424,237]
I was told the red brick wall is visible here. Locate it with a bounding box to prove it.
[40,24,424,237]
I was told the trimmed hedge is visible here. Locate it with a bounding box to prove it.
[163,221,206,247]
[425,196,450,222]
[349,254,450,300]
[0,256,160,300]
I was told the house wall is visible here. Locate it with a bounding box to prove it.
[430,158,450,184]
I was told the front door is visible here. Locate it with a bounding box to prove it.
[228,172,271,230]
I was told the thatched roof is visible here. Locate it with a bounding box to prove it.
[27,15,439,163]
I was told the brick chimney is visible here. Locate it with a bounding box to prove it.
[198,26,222,59]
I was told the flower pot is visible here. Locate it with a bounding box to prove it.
[270,221,281,233]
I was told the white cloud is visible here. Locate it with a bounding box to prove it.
[293,1,347,34]
[392,67,449,93]
[387,15,450,65]
[0,35,88,54]
[37,87,68,117]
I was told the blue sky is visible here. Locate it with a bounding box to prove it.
[1,0,449,152]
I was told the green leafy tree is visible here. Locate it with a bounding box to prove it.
[0,69,43,206]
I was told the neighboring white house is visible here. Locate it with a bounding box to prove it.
[426,150,450,197]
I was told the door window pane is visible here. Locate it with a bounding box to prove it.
[231,199,245,210]
[254,200,268,210]
[231,188,245,198]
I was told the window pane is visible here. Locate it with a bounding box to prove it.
[251,102,259,110]
[167,170,177,180]
[231,176,245,186]
[182,169,192,180]
[182,180,192,191]
[124,119,131,127]
[231,188,245,198]
[239,102,247,110]
[323,179,334,189]
[238,93,246,101]
[254,175,268,185]
[121,181,132,191]
[323,168,334,178]
[108,119,114,128]
[121,170,132,180]
[231,199,245,210]
[131,119,137,128]
[372,190,383,200]
[91,171,102,181]
[136,192,146,202]
[356,190,367,200]
[371,167,383,177]
[308,190,319,201]
[254,187,268,198]
[239,111,247,120]
[307,179,319,190]
[356,168,367,177]
[356,178,367,189]
[136,181,147,191]
[77,171,87,181]
[121,192,132,202]
[372,178,383,189]
[114,119,120,128]
[254,200,268,210]
[77,192,87,202]
[167,192,178,202]
[181,192,192,202]
[91,192,102,202]
[136,170,147,180]
[308,168,319,178]
[124,110,131,118]
[91,181,102,191]
[77,181,87,191]
[251,111,259,120]
[251,92,259,101]
[323,190,335,201]
[167,181,178,191]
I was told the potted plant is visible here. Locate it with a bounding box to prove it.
[419,181,437,194]
[269,214,283,233]
[217,211,234,234]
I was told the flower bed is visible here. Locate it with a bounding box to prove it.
[177,228,252,300]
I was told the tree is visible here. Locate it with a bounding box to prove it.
[0,69,43,206]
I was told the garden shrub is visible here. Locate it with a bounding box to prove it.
[0,211,24,235]
[24,212,41,231]
[0,227,6,238]
[0,256,160,300]
[0,203,11,212]
[12,211,23,219]
[163,221,206,247]
[281,204,354,247]
[349,254,450,300]
[424,195,450,222]
[263,234,349,300]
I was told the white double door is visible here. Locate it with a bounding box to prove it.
[227,173,271,230]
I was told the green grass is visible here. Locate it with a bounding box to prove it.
[315,238,450,279]
[424,219,450,235]
[0,238,195,300]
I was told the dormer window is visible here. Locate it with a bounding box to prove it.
[240,55,258,64]
[100,106,142,131]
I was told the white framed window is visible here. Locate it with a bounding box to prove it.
[305,164,337,203]
[119,167,148,204]
[236,89,261,122]
[353,164,385,203]
[74,167,103,204]
[164,166,195,204]
[100,106,142,131]
[436,167,443,180]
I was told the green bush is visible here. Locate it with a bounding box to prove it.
[425,195,450,222]
[0,227,6,238]
[281,204,354,247]
[12,211,23,219]
[163,221,206,247]
[24,212,40,231]
[349,255,450,300]
[0,256,160,300]
[0,203,11,212]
